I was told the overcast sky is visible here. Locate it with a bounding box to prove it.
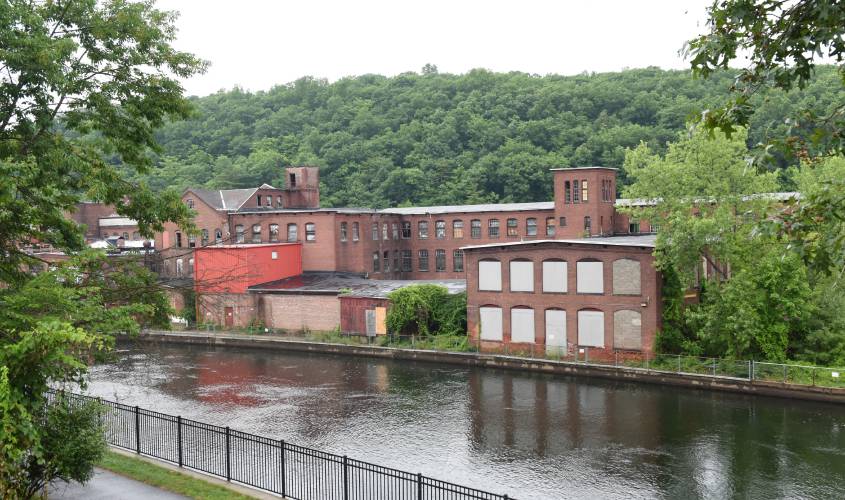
[157,0,715,97]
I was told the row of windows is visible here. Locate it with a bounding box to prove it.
[175,223,316,247]
[561,178,615,204]
[478,307,642,350]
[477,258,642,296]
[363,218,559,242]
[102,231,140,239]
[372,249,464,273]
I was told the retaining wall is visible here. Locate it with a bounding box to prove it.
[136,330,845,404]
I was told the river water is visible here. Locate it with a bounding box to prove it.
[82,341,845,499]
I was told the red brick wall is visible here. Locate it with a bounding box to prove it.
[197,293,258,328]
[228,212,338,271]
[552,168,618,237]
[258,294,341,332]
[464,241,661,356]
[70,202,118,240]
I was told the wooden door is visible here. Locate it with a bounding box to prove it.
[225,307,234,328]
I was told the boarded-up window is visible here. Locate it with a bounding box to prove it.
[545,310,567,347]
[614,310,642,350]
[613,258,641,295]
[479,307,503,341]
[478,260,502,291]
[576,260,603,294]
[510,308,535,343]
[509,261,534,292]
[542,260,567,293]
[578,310,604,347]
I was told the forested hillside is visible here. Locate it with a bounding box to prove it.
[139,66,845,208]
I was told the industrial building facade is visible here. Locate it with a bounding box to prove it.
[156,165,665,354]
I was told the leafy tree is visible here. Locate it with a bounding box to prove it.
[686,0,845,274]
[622,129,823,361]
[0,0,203,494]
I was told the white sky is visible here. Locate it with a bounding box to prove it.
[157,0,715,97]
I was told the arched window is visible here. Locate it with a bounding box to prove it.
[340,222,348,242]
[372,251,380,272]
[215,228,223,244]
[479,306,503,341]
[269,224,279,242]
[201,229,209,246]
[372,223,379,240]
[545,309,567,349]
[234,225,244,243]
[478,259,502,291]
[612,258,641,295]
[252,224,262,243]
[488,219,500,238]
[435,249,446,271]
[186,199,194,208]
[352,222,360,241]
[287,223,297,242]
[576,259,603,294]
[470,219,481,238]
[545,217,555,236]
[509,259,534,292]
[542,259,567,293]
[581,180,589,201]
[452,220,464,238]
[435,220,446,239]
[418,221,429,239]
[383,251,390,272]
[564,181,571,203]
[507,218,518,237]
[418,250,429,271]
[510,307,535,343]
[526,218,537,236]
[573,180,580,203]
[453,249,464,272]
[305,223,316,241]
[614,310,642,350]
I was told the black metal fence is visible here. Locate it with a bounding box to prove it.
[54,391,512,500]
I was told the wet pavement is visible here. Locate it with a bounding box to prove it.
[49,467,188,500]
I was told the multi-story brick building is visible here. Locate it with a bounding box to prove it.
[156,166,651,280]
[155,164,671,354]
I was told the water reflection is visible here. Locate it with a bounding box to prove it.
[86,341,845,499]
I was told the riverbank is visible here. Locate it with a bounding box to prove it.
[137,330,845,404]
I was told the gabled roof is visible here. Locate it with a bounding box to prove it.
[187,187,260,211]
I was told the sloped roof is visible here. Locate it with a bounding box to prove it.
[188,187,259,211]
[461,234,657,251]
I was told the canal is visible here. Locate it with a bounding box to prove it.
[83,341,845,499]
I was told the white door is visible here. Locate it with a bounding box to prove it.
[545,310,567,348]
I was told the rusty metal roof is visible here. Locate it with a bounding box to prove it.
[248,272,466,298]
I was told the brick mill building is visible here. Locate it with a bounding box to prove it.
[155,165,664,354]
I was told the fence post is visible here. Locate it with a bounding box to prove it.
[417,472,423,500]
[749,360,754,381]
[134,406,140,455]
[177,416,183,467]
[225,426,231,482]
[712,358,716,377]
[280,440,286,498]
[343,455,349,500]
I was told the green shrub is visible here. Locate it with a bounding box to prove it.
[386,285,466,337]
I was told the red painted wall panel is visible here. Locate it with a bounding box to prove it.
[194,243,302,294]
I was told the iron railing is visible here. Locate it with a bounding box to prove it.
[52,391,512,500]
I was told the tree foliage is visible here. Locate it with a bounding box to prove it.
[626,130,845,363]
[128,67,845,207]
[687,0,845,275]
[386,285,466,337]
[0,0,203,494]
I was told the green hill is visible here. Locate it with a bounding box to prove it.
[137,66,844,208]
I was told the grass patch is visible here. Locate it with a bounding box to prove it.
[99,450,254,500]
